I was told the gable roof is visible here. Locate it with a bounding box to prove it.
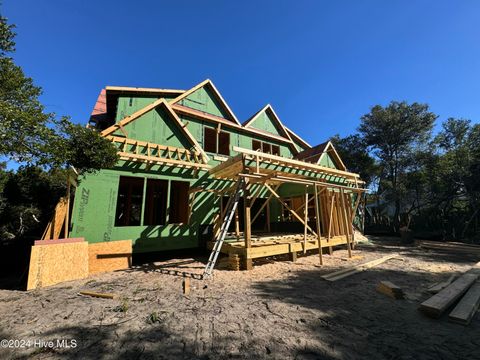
[243,104,290,138]
[284,126,311,149]
[100,98,209,163]
[294,140,346,171]
[170,79,242,126]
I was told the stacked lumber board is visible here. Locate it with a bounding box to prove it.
[419,262,480,325]
[376,281,404,299]
[417,240,480,255]
[321,254,399,281]
[427,274,457,294]
[216,254,240,271]
[449,282,480,325]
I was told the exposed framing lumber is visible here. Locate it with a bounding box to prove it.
[420,271,479,318]
[321,254,399,282]
[448,281,480,325]
[251,184,280,224]
[100,99,209,163]
[170,79,242,126]
[314,185,323,265]
[303,187,309,254]
[173,104,294,144]
[233,146,362,182]
[340,188,352,257]
[264,183,318,238]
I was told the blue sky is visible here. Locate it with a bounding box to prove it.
[4,0,480,146]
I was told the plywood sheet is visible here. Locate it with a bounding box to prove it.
[88,240,132,275]
[27,241,88,290]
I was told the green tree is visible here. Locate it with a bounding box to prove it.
[359,101,437,231]
[330,134,379,187]
[0,14,118,171]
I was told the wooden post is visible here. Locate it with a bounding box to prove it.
[327,192,335,255]
[266,201,271,233]
[340,188,353,258]
[303,186,308,254]
[64,179,70,238]
[314,185,323,265]
[244,180,251,250]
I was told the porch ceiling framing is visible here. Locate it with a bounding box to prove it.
[108,136,211,170]
[207,147,366,265]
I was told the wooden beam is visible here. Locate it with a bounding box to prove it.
[314,185,323,265]
[251,184,280,224]
[420,272,479,318]
[264,184,318,238]
[234,146,362,181]
[322,254,399,282]
[244,180,251,250]
[303,187,308,254]
[340,189,352,258]
[118,152,210,169]
[449,281,480,325]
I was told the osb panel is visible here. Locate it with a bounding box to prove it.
[27,242,89,290]
[88,240,132,275]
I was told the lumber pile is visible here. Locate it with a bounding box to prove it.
[376,281,404,299]
[321,254,399,281]
[417,240,480,255]
[216,254,240,271]
[419,262,480,325]
[427,275,456,294]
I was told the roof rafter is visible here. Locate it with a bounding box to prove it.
[170,79,242,126]
[100,98,209,163]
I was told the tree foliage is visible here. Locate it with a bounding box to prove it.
[359,101,437,230]
[0,14,118,171]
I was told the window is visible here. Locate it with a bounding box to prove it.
[203,127,230,155]
[262,142,272,154]
[169,181,190,224]
[143,179,168,225]
[218,131,230,156]
[115,177,144,226]
[272,145,280,156]
[252,139,280,155]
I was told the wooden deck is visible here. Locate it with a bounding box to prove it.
[208,233,351,261]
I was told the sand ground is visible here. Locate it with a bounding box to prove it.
[0,236,479,360]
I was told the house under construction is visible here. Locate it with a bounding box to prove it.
[45,79,366,273]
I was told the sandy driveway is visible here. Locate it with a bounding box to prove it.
[0,236,478,359]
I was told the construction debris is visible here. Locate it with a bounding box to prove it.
[417,240,480,255]
[78,291,117,299]
[182,277,191,295]
[376,281,404,299]
[448,281,480,325]
[419,262,480,318]
[428,274,457,294]
[321,254,399,282]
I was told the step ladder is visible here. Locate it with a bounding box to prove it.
[203,177,245,278]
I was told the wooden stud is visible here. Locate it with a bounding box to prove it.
[314,185,323,265]
[303,186,308,254]
[340,188,353,258]
[264,184,318,238]
[244,180,252,250]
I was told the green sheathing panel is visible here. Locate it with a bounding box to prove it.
[113,106,192,149]
[115,95,178,123]
[70,167,235,253]
[178,86,231,119]
[319,153,338,169]
[178,114,295,159]
[248,111,284,137]
[291,137,310,153]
